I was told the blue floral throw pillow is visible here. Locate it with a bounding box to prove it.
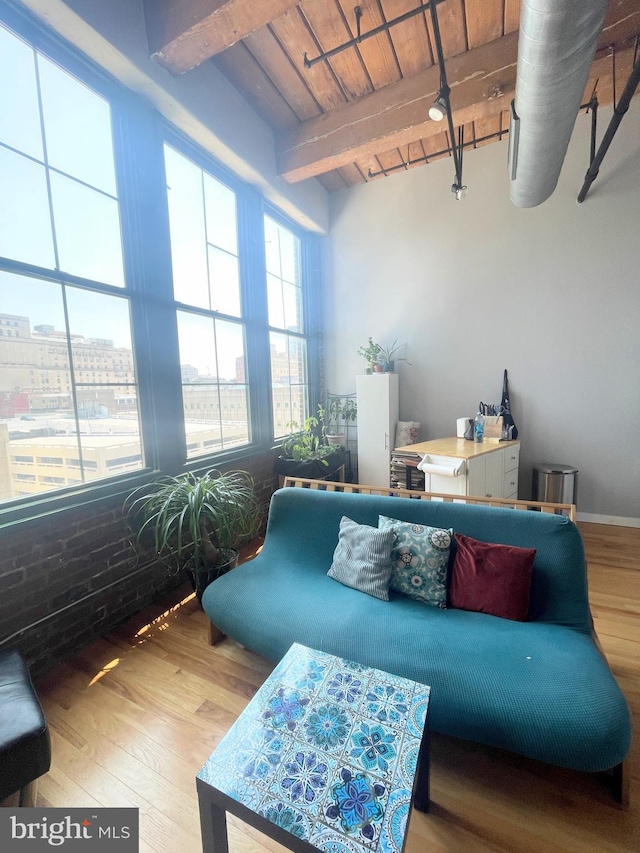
[378,515,452,608]
[328,516,395,601]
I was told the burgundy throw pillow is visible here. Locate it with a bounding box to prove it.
[449,532,536,622]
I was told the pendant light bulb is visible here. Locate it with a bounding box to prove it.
[428,93,447,122]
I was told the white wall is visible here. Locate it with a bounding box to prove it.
[323,101,640,524]
[19,0,328,233]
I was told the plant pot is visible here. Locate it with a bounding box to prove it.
[274,448,346,482]
[326,433,347,446]
[373,363,384,373]
[381,361,394,373]
[190,548,238,602]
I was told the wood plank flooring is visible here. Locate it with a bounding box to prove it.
[34,522,639,853]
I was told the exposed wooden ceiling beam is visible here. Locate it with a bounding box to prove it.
[276,32,519,183]
[144,0,301,74]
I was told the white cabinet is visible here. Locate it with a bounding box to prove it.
[400,440,520,499]
[356,374,399,486]
[467,451,506,499]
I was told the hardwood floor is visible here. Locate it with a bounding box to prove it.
[34,522,639,853]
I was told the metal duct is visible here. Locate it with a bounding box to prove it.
[509,0,609,208]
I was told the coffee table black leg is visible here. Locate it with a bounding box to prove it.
[197,785,229,853]
[413,716,430,813]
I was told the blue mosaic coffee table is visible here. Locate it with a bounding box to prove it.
[196,643,431,853]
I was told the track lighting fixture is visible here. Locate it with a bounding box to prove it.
[452,182,468,201]
[428,92,448,121]
[303,2,467,198]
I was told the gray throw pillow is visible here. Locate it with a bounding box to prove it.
[328,516,395,601]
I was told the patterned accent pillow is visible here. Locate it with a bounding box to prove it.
[378,515,452,609]
[328,517,395,601]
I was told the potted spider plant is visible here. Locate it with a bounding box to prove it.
[124,469,261,601]
[376,340,411,373]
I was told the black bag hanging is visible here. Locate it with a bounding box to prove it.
[500,369,518,439]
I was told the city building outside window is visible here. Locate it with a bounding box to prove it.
[0,8,316,511]
[0,18,141,501]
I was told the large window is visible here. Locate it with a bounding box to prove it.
[0,8,316,510]
[265,215,309,439]
[165,145,250,459]
[0,19,141,501]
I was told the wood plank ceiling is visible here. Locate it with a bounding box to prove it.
[144,0,640,192]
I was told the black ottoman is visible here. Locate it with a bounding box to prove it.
[0,650,51,806]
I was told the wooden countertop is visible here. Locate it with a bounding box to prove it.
[394,437,520,460]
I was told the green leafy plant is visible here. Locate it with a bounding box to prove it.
[124,469,260,599]
[319,397,357,437]
[357,337,382,370]
[282,416,338,464]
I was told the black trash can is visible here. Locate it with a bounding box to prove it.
[532,463,578,506]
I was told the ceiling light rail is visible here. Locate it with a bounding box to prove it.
[365,99,597,182]
[367,127,506,180]
[303,1,446,69]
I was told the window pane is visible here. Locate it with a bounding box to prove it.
[270,331,308,440]
[267,274,284,329]
[177,312,249,455]
[204,173,237,255]
[183,386,222,459]
[0,24,43,159]
[164,145,208,308]
[0,147,54,267]
[215,320,244,383]
[208,247,240,316]
[50,171,125,286]
[283,281,302,333]
[270,332,288,385]
[38,54,117,195]
[264,216,303,334]
[0,273,141,500]
[264,216,280,277]
[279,226,299,284]
[288,337,306,385]
[65,289,135,379]
[177,312,216,379]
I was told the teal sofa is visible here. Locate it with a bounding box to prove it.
[202,487,631,782]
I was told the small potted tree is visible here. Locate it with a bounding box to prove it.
[124,469,261,601]
[357,337,382,374]
[318,397,357,446]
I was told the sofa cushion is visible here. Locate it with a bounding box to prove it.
[327,516,395,601]
[378,515,451,608]
[203,552,632,773]
[449,532,536,621]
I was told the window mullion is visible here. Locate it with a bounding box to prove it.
[238,188,272,447]
[114,96,184,473]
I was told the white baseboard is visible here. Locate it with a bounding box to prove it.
[576,512,640,528]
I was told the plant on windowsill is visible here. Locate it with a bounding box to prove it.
[124,469,261,602]
[275,416,345,482]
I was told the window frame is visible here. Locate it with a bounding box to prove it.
[0,0,320,527]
